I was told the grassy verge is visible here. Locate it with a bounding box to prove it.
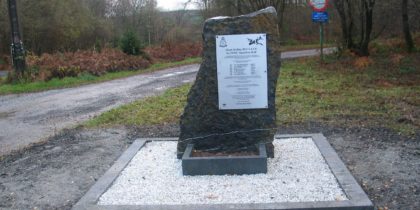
[85,53,419,135]
[85,84,191,127]
[0,57,201,95]
[277,56,419,134]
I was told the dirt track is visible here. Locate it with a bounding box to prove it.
[0,64,199,157]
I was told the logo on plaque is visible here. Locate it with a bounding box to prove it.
[219,37,227,47]
[247,36,264,46]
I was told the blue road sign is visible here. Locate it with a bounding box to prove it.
[312,12,329,23]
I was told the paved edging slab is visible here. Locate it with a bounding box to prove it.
[73,135,373,210]
[73,139,149,210]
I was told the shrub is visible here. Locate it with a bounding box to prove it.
[4,40,201,83]
[94,39,103,53]
[353,56,373,69]
[145,42,202,62]
[51,66,81,79]
[120,30,143,56]
[0,55,11,70]
[25,48,151,81]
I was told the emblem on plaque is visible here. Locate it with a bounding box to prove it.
[219,37,227,47]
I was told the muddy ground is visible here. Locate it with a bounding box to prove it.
[0,123,419,210]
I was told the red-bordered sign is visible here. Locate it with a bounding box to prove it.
[309,0,329,12]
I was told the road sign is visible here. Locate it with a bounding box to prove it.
[312,12,329,23]
[309,0,329,12]
[310,1,329,63]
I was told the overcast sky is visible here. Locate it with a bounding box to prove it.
[156,0,198,11]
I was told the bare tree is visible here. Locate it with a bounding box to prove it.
[334,0,355,49]
[334,0,375,56]
[236,0,287,30]
[191,0,287,33]
[402,0,415,52]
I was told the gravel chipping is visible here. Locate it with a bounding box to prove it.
[98,138,347,205]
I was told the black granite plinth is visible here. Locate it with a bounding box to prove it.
[177,7,282,158]
[182,143,267,176]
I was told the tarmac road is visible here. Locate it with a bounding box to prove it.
[0,48,334,157]
[280,47,335,59]
[0,71,7,78]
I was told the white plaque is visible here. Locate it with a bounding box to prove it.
[216,33,268,110]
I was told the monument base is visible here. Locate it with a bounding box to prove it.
[73,134,374,210]
[182,143,267,176]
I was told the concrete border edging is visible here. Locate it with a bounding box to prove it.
[73,135,373,210]
[73,139,148,210]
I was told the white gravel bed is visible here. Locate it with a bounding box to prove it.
[98,138,347,205]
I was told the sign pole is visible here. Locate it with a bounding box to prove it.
[320,22,324,62]
[309,0,328,63]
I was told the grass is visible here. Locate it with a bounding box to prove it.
[277,57,419,134]
[0,57,201,95]
[85,52,419,135]
[85,84,191,127]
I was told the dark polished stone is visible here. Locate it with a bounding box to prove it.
[177,7,281,159]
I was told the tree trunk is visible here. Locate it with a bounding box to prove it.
[358,0,375,56]
[346,0,355,49]
[402,0,415,52]
[7,0,26,76]
[335,0,375,56]
[276,0,286,30]
[334,0,355,49]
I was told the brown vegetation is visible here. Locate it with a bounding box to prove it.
[18,43,202,82]
[25,48,150,81]
[323,37,420,88]
[145,42,202,62]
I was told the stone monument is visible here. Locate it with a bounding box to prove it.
[177,7,281,159]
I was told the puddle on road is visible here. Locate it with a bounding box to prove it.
[0,111,15,119]
[155,86,167,90]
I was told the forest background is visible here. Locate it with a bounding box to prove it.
[0,0,419,81]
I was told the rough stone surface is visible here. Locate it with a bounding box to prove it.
[177,7,281,158]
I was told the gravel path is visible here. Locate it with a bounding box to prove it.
[0,49,333,157]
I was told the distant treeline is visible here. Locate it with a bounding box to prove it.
[0,0,203,55]
[0,0,419,55]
